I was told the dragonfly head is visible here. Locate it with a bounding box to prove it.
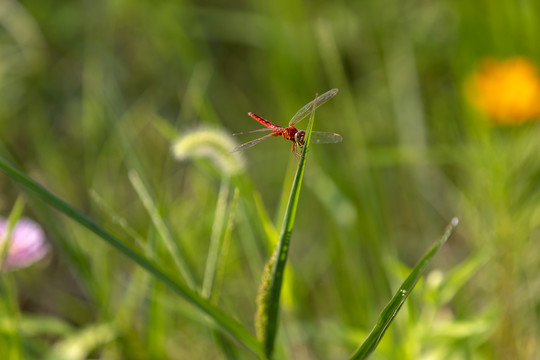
[294,130,306,147]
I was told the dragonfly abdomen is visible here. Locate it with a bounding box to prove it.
[248,112,279,129]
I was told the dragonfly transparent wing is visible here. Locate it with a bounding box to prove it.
[231,133,275,152]
[310,131,343,144]
[289,88,339,126]
[233,128,273,136]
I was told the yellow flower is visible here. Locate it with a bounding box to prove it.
[466,57,540,124]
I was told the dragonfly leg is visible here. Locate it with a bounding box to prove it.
[291,143,299,159]
[292,142,305,159]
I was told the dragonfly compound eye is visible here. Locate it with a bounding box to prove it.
[295,130,306,145]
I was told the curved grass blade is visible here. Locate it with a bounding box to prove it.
[348,217,459,360]
[0,195,26,270]
[257,93,320,359]
[202,176,231,299]
[289,88,338,126]
[0,156,263,356]
[128,170,195,287]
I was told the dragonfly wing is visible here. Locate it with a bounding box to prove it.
[310,131,343,144]
[289,88,339,126]
[233,128,273,136]
[231,133,275,152]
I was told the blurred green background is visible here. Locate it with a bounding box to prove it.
[1,0,540,359]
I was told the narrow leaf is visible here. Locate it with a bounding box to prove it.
[0,156,262,356]
[257,92,321,359]
[349,217,459,360]
[128,169,195,287]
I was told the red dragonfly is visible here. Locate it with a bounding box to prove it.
[231,89,342,155]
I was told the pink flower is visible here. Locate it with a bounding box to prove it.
[0,217,50,271]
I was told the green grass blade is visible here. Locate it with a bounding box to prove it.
[0,156,262,356]
[0,195,27,359]
[128,169,196,288]
[0,195,26,270]
[348,217,459,360]
[89,189,151,255]
[202,176,231,299]
[257,93,319,359]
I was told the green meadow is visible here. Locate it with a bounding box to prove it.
[1,0,539,359]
